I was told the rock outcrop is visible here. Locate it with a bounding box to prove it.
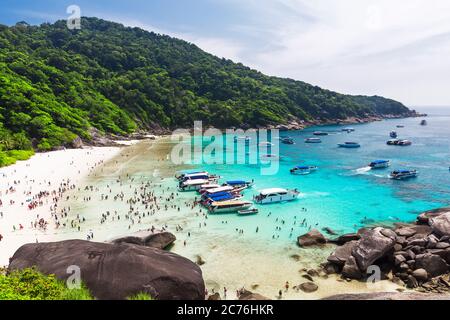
[9,240,205,300]
[352,228,397,271]
[324,207,450,294]
[297,229,327,247]
[429,212,450,237]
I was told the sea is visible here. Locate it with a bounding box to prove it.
[191,107,450,239]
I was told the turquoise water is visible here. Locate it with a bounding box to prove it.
[189,109,450,240]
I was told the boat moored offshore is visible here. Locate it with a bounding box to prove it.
[389,170,418,180]
[369,160,391,169]
[254,188,300,204]
[313,131,329,136]
[390,131,398,138]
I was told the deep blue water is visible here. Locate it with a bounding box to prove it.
[190,108,450,239]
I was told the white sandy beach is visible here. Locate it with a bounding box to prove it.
[0,146,123,266]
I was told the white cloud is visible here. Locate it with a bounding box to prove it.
[96,1,450,105]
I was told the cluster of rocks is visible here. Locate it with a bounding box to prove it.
[321,207,450,293]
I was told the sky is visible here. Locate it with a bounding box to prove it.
[1,0,450,108]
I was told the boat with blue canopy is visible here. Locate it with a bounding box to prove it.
[369,160,391,169]
[290,166,318,175]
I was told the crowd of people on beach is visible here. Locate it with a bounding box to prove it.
[0,146,328,300]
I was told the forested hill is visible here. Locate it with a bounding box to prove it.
[0,17,413,155]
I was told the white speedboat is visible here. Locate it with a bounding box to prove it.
[342,127,355,133]
[390,170,418,180]
[208,200,253,214]
[290,166,318,175]
[254,188,300,204]
[175,171,208,181]
[369,160,391,169]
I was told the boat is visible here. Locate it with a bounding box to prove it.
[390,170,418,180]
[390,131,398,138]
[179,179,211,192]
[369,160,391,169]
[280,137,295,145]
[203,192,243,205]
[305,138,322,144]
[259,142,275,147]
[175,170,207,180]
[342,127,355,133]
[254,188,300,204]
[208,200,253,214]
[238,208,259,216]
[338,142,361,148]
[198,184,221,193]
[290,166,318,175]
[313,131,329,136]
[200,186,235,196]
[420,120,427,126]
[396,125,405,128]
[224,180,254,189]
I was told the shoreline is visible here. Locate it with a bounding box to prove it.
[0,127,437,300]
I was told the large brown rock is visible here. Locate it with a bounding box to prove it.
[297,229,327,247]
[342,256,363,279]
[415,253,449,278]
[418,207,450,225]
[327,241,359,266]
[352,227,397,271]
[8,240,205,300]
[111,230,176,250]
[429,212,450,237]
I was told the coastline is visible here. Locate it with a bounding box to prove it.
[0,135,405,300]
